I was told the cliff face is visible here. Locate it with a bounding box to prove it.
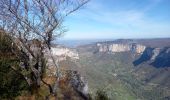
[44,46,88,98]
[45,46,79,64]
[133,47,170,68]
[50,46,79,61]
[151,47,170,68]
[150,48,161,60]
[97,43,146,54]
[45,46,79,76]
[96,40,170,68]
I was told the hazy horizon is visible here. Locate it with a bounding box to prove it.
[56,37,170,48]
[58,37,170,41]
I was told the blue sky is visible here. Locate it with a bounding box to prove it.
[62,0,170,40]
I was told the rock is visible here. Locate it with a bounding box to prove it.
[45,46,79,76]
[45,46,79,62]
[50,46,79,61]
[132,43,146,54]
[133,47,170,68]
[151,47,170,68]
[61,70,89,99]
[151,48,161,60]
[97,43,146,54]
[68,70,88,97]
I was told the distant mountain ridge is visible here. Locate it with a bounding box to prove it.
[94,38,170,68]
[96,42,146,54]
[56,38,170,99]
[96,38,170,47]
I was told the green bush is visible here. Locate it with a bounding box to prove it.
[0,31,28,99]
[95,89,109,100]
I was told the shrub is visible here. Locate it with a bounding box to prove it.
[0,31,28,99]
[95,89,109,100]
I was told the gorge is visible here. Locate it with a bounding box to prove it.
[52,38,170,100]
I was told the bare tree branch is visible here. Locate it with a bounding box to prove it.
[0,0,89,96]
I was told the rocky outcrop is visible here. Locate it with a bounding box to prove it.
[133,47,170,68]
[132,44,146,54]
[94,39,170,68]
[44,46,89,99]
[151,47,170,68]
[66,70,89,99]
[133,47,155,66]
[96,40,170,68]
[45,46,79,63]
[150,48,161,60]
[45,45,79,76]
[97,43,146,54]
[50,46,79,61]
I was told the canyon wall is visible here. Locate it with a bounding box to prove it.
[45,46,79,62]
[45,46,79,76]
[97,43,146,54]
[50,46,79,61]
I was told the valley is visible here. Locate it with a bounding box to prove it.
[58,38,170,100]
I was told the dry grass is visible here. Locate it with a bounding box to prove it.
[15,70,85,100]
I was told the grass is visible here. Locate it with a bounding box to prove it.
[70,52,137,99]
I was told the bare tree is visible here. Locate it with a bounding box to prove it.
[0,0,89,96]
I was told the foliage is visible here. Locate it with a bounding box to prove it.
[0,0,89,95]
[71,48,170,100]
[0,31,28,99]
[95,89,109,100]
[0,0,89,98]
[0,59,28,99]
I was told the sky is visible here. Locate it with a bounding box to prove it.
[61,0,170,40]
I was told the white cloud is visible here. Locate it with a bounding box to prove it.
[65,0,170,39]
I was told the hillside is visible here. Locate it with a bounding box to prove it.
[59,38,170,100]
[0,31,90,100]
[1,34,170,99]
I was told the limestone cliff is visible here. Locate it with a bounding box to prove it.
[133,47,170,68]
[44,45,79,76]
[97,43,146,54]
[46,46,79,64]
[96,41,170,68]
[44,46,88,99]
[50,46,79,61]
